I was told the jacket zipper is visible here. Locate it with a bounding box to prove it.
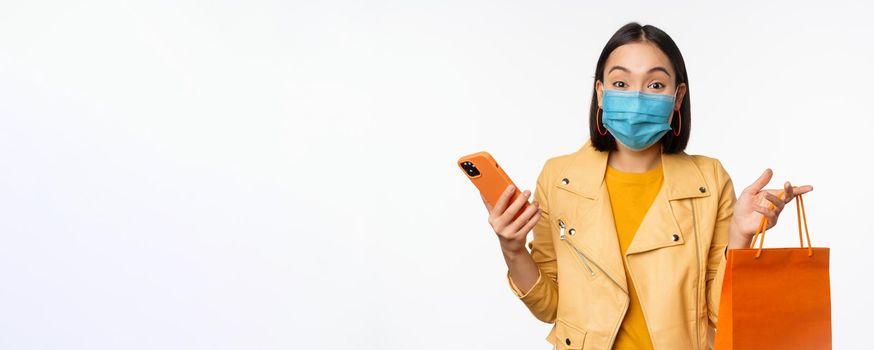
[556,219,627,348]
[558,218,594,276]
[691,202,702,350]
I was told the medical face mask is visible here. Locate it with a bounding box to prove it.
[600,87,678,151]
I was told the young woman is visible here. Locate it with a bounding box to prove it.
[480,22,813,350]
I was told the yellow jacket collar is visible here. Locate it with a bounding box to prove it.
[558,139,711,200]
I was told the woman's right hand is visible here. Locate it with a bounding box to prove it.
[481,184,542,255]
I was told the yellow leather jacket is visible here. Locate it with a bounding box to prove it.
[507,140,735,350]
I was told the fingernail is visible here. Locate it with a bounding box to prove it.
[508,185,514,191]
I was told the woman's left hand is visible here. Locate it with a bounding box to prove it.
[728,168,813,249]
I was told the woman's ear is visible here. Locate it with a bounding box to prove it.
[595,80,603,108]
[674,82,687,110]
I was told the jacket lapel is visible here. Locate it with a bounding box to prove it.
[553,140,711,293]
[626,148,710,255]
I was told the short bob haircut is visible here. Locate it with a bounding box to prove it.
[590,22,691,154]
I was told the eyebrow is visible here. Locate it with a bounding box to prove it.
[607,65,671,77]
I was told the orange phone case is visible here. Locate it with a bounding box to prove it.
[457,151,530,221]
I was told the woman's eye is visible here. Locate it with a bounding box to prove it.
[612,81,626,88]
[648,82,665,89]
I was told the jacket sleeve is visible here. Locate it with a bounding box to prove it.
[506,159,559,323]
[705,159,736,328]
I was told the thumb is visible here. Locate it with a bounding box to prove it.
[744,168,773,195]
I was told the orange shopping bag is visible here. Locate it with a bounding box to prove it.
[714,193,831,349]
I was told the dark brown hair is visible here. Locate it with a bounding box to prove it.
[590,22,691,154]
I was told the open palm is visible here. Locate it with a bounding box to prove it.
[731,168,813,241]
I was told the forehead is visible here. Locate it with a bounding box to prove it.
[604,41,674,76]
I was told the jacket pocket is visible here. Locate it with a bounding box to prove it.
[548,318,587,350]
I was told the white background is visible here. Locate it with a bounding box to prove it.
[1,0,872,349]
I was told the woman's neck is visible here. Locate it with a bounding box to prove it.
[607,143,662,173]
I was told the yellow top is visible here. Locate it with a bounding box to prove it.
[605,161,663,350]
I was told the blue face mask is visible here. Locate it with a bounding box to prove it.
[600,87,678,151]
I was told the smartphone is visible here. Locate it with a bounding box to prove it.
[457,151,531,221]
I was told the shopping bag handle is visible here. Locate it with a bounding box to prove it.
[748,192,813,258]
